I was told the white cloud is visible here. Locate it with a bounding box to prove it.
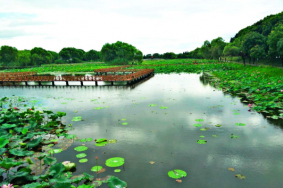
[0,0,282,54]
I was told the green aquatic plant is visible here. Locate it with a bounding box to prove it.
[168,169,187,179]
[74,146,88,152]
[195,119,204,122]
[235,123,246,126]
[107,176,127,188]
[105,157,125,167]
[193,124,202,127]
[76,153,87,158]
[79,159,88,163]
[72,116,82,121]
[197,140,207,144]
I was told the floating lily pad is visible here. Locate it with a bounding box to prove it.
[122,122,128,125]
[10,149,34,156]
[235,123,246,126]
[212,135,218,138]
[121,119,127,121]
[95,141,108,147]
[94,107,104,110]
[193,124,202,127]
[105,157,125,167]
[96,138,107,143]
[108,139,117,144]
[231,134,239,138]
[91,166,103,172]
[200,136,205,138]
[81,138,93,142]
[76,153,87,158]
[235,174,246,179]
[149,104,156,107]
[233,113,240,115]
[200,128,207,131]
[168,169,187,179]
[271,115,279,119]
[74,146,88,152]
[49,149,63,154]
[107,176,127,188]
[215,124,221,127]
[72,116,82,122]
[160,106,168,109]
[195,119,204,122]
[79,159,88,163]
[114,169,121,173]
[197,140,207,144]
[0,138,9,148]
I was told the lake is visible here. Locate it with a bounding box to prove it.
[1,73,283,188]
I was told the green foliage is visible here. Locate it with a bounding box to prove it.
[0,45,18,65]
[267,23,283,57]
[31,47,53,65]
[101,41,143,64]
[163,52,177,59]
[83,50,101,61]
[242,32,267,56]
[59,47,85,62]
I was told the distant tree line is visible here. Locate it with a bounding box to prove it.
[145,11,283,66]
[0,41,142,67]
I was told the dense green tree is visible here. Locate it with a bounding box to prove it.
[210,37,226,60]
[59,47,85,62]
[101,41,143,64]
[48,51,59,63]
[250,45,266,63]
[145,54,152,59]
[83,50,101,61]
[200,40,211,59]
[0,45,18,65]
[163,52,177,59]
[153,53,160,58]
[18,50,32,66]
[242,32,267,63]
[267,24,283,66]
[30,47,52,65]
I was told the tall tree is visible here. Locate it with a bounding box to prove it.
[267,24,283,66]
[0,45,18,66]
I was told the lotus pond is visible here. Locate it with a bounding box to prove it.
[1,73,283,188]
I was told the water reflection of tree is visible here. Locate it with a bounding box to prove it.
[199,74,210,86]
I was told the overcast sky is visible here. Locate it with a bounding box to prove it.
[0,0,282,54]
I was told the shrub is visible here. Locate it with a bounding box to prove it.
[72,57,83,63]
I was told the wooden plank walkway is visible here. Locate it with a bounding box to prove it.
[0,69,154,86]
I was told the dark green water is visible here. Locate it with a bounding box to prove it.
[1,73,283,188]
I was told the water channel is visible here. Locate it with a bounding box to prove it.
[1,73,283,188]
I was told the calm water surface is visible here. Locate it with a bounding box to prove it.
[1,73,283,188]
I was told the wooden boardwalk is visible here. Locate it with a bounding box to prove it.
[0,68,154,86]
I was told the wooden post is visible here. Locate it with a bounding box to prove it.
[66,81,69,86]
[25,81,28,86]
[52,81,55,86]
[95,81,98,86]
[80,81,83,86]
[111,81,114,86]
[38,81,41,86]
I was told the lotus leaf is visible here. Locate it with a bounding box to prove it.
[197,140,207,144]
[200,128,207,131]
[22,128,28,135]
[122,122,128,125]
[160,106,168,109]
[44,157,57,165]
[91,166,103,172]
[149,104,156,107]
[231,134,239,138]
[83,172,94,181]
[27,137,42,148]
[0,148,7,155]
[1,123,16,129]
[95,141,108,147]
[107,176,127,188]
[235,123,246,126]
[76,153,87,158]
[49,163,65,178]
[0,138,9,148]
[94,107,104,110]
[215,124,221,127]
[168,169,187,179]
[49,149,63,154]
[121,118,127,121]
[72,176,84,184]
[74,146,88,152]
[96,138,107,143]
[63,162,76,171]
[0,158,22,170]
[212,135,218,138]
[193,124,202,127]
[79,159,88,163]
[195,119,204,122]
[105,157,125,167]
[108,139,117,144]
[235,174,246,179]
[200,136,205,138]
[72,116,82,122]
[114,169,121,172]
[9,148,34,156]
[81,138,92,142]
[22,181,50,188]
